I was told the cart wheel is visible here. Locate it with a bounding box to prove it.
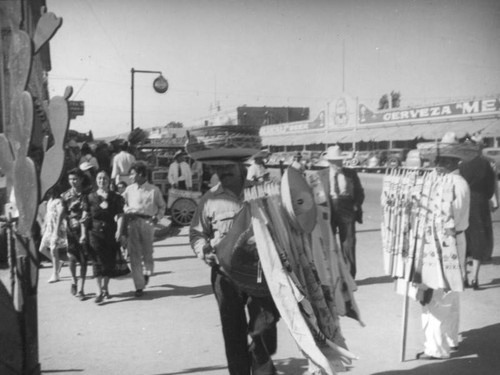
[171,198,197,226]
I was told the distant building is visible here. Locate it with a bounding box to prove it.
[194,106,310,127]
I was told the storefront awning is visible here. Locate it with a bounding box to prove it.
[261,117,500,146]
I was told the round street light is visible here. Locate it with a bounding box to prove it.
[131,68,169,132]
[153,75,169,94]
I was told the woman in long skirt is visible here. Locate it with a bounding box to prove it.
[87,170,124,303]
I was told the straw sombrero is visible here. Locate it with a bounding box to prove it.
[281,167,317,233]
[417,131,479,162]
[185,125,262,162]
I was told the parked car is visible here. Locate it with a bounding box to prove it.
[348,150,371,167]
[365,150,388,168]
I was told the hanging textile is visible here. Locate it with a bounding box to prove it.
[245,170,361,374]
[381,169,464,292]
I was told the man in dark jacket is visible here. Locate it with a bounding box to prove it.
[317,145,365,278]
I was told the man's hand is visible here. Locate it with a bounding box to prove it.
[202,244,218,266]
[203,252,218,267]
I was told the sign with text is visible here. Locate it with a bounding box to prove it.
[68,100,85,119]
[260,111,325,136]
[359,97,500,125]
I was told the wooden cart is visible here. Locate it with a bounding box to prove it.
[167,188,202,226]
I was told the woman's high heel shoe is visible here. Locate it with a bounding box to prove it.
[471,279,479,290]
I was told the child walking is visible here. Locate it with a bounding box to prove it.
[39,185,68,283]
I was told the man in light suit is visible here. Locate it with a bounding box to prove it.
[317,145,364,278]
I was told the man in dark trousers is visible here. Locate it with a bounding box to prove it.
[317,145,365,278]
[190,160,278,375]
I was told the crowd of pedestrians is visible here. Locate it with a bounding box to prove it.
[32,133,498,374]
[37,139,165,302]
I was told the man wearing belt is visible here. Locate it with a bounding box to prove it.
[122,161,166,296]
[111,142,136,185]
[190,161,279,375]
[168,150,192,190]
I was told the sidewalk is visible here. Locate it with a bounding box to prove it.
[38,215,500,375]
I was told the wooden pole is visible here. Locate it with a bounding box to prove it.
[400,280,410,362]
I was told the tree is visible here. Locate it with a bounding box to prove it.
[378,91,401,110]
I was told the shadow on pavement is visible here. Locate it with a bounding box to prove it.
[41,369,84,373]
[99,284,213,304]
[372,323,500,375]
[356,275,393,286]
[154,358,309,375]
[155,254,197,262]
[275,357,309,374]
[478,278,500,290]
[154,364,227,374]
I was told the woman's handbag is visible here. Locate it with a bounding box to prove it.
[111,250,131,278]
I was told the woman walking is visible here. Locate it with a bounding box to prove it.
[87,170,124,303]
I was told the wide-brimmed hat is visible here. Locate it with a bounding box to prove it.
[249,149,270,160]
[417,131,479,162]
[173,150,186,159]
[79,161,95,171]
[324,145,346,161]
[199,158,242,166]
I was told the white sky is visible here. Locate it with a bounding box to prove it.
[46,0,500,138]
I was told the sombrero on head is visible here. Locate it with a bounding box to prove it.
[185,125,262,162]
[417,131,480,162]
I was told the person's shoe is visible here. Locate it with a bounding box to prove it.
[463,279,470,288]
[135,289,143,297]
[144,275,150,286]
[471,279,479,290]
[48,275,59,283]
[77,291,85,300]
[103,289,110,299]
[95,292,104,304]
[416,352,447,360]
[70,284,77,296]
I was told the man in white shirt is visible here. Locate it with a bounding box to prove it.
[417,132,471,360]
[168,151,192,190]
[122,162,166,297]
[111,142,136,185]
[246,151,270,184]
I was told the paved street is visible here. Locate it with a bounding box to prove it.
[38,174,500,375]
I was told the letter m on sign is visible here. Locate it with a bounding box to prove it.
[68,101,85,119]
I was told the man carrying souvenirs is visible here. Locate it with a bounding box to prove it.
[188,125,279,375]
[415,132,471,360]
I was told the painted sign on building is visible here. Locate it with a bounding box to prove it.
[260,111,325,136]
[359,97,500,125]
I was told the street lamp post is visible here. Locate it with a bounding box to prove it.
[130,68,169,132]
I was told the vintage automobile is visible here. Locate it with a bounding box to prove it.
[346,150,371,167]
